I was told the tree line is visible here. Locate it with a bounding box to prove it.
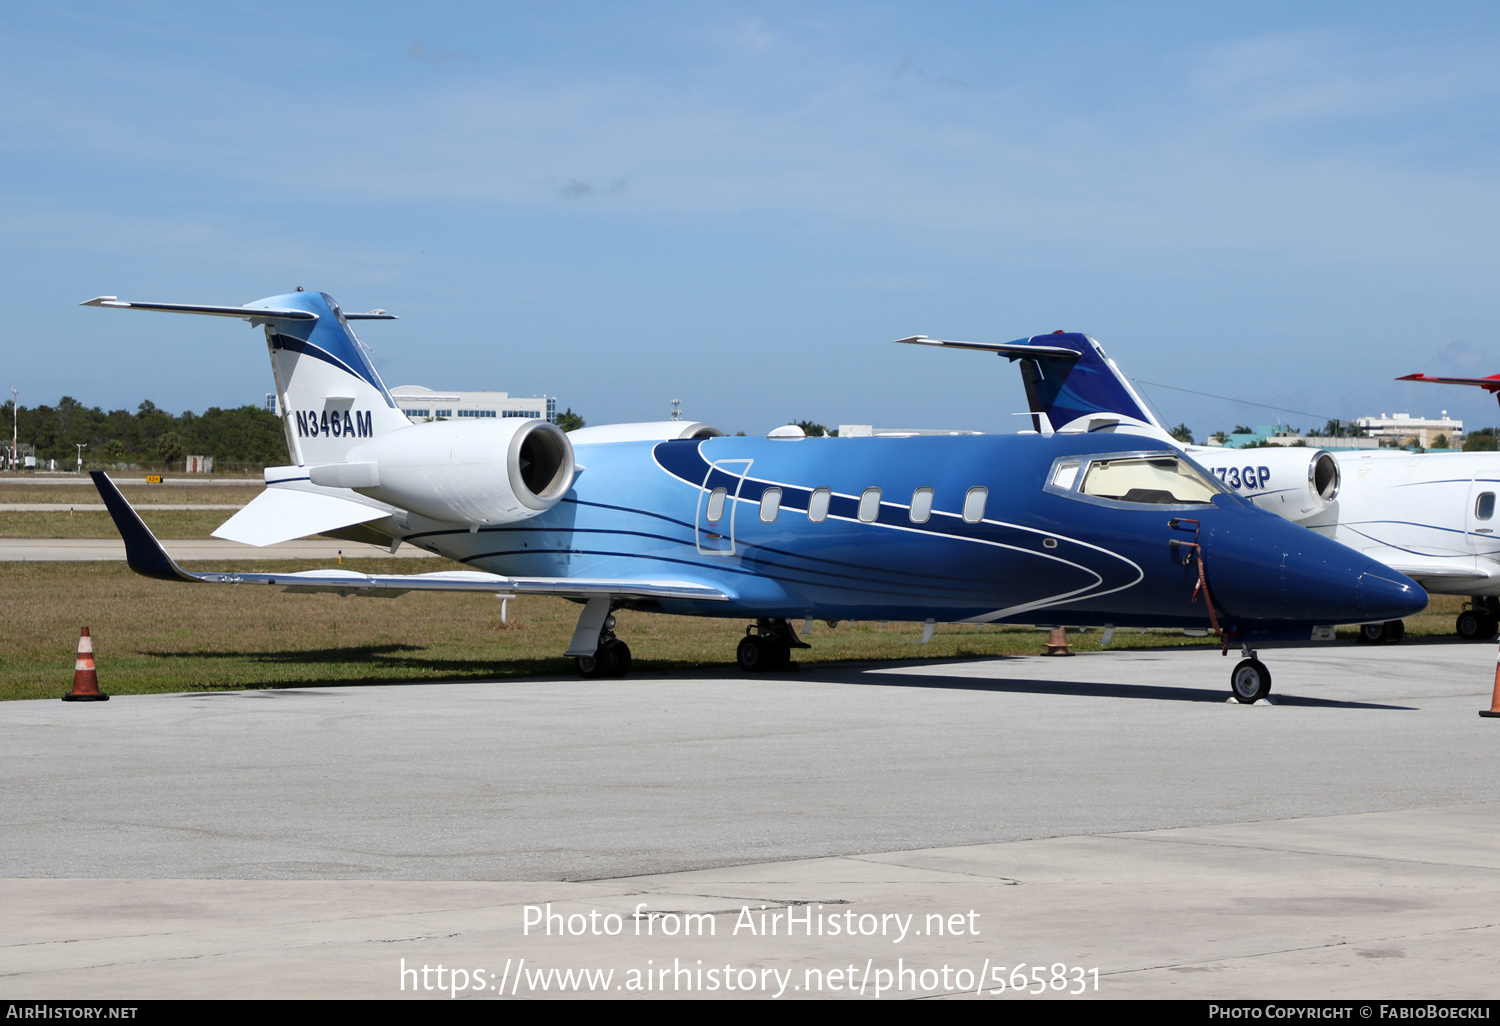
[3,397,289,468]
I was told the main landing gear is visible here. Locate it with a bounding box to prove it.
[568,597,632,678]
[578,624,632,678]
[1230,644,1272,704]
[1457,597,1500,642]
[736,618,811,673]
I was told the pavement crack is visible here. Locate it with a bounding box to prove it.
[1103,832,1500,871]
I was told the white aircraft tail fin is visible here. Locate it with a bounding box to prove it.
[81,290,411,466]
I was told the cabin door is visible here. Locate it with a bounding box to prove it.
[696,459,753,556]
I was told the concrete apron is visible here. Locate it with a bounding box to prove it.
[4,802,1499,1000]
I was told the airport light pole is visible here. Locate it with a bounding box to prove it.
[76,442,87,473]
[10,388,16,474]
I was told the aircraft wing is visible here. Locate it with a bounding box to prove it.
[1396,373,1500,392]
[1381,561,1493,585]
[90,471,729,602]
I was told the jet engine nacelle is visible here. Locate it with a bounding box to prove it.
[1194,446,1340,523]
[309,418,575,526]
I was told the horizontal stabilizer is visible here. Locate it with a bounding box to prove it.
[79,297,398,321]
[894,336,1081,360]
[80,297,316,321]
[212,487,389,547]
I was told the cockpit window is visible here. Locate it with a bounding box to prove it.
[1078,455,1221,506]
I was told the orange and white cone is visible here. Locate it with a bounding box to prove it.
[1481,641,1500,718]
[62,627,109,702]
[1044,627,1072,656]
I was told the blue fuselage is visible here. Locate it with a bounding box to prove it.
[404,433,1425,636]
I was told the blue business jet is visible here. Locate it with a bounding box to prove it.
[82,292,1424,702]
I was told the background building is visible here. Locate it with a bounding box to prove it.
[269,388,559,423]
[1355,412,1464,450]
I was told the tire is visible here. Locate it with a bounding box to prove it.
[1230,658,1272,703]
[610,641,632,677]
[1383,620,1405,644]
[737,636,768,672]
[1456,610,1490,641]
[1483,613,1500,642]
[577,643,620,678]
[766,641,792,671]
[1358,622,1387,644]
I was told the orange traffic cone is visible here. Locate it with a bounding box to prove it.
[62,627,109,702]
[1481,641,1500,718]
[1044,627,1072,656]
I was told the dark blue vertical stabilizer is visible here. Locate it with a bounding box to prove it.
[1007,333,1162,433]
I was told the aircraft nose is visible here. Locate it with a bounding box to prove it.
[1205,510,1427,625]
[1357,569,1427,623]
[1265,543,1427,624]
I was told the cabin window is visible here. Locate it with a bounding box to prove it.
[808,487,831,523]
[962,486,988,523]
[1478,492,1496,521]
[909,487,934,523]
[759,487,782,523]
[705,487,728,522]
[858,487,882,523]
[1052,462,1081,490]
[1079,456,1219,505]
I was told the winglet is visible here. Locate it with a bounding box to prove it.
[89,471,198,582]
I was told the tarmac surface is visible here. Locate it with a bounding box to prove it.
[4,641,1499,999]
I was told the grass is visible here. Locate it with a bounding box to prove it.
[0,560,1474,702]
[0,510,238,538]
[0,484,262,505]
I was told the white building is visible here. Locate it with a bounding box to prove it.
[1355,412,1464,449]
[389,386,558,423]
[270,388,558,423]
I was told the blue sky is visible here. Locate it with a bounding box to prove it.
[6,1,1500,438]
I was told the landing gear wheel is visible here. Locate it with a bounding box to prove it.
[1230,658,1272,703]
[1358,622,1387,644]
[1383,619,1405,643]
[610,641,632,677]
[1456,610,1496,641]
[737,636,768,672]
[576,641,621,678]
[766,641,792,671]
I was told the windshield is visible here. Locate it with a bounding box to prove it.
[1077,455,1222,505]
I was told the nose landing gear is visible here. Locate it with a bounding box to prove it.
[1230,646,1272,704]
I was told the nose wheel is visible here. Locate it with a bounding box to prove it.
[1230,652,1271,703]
